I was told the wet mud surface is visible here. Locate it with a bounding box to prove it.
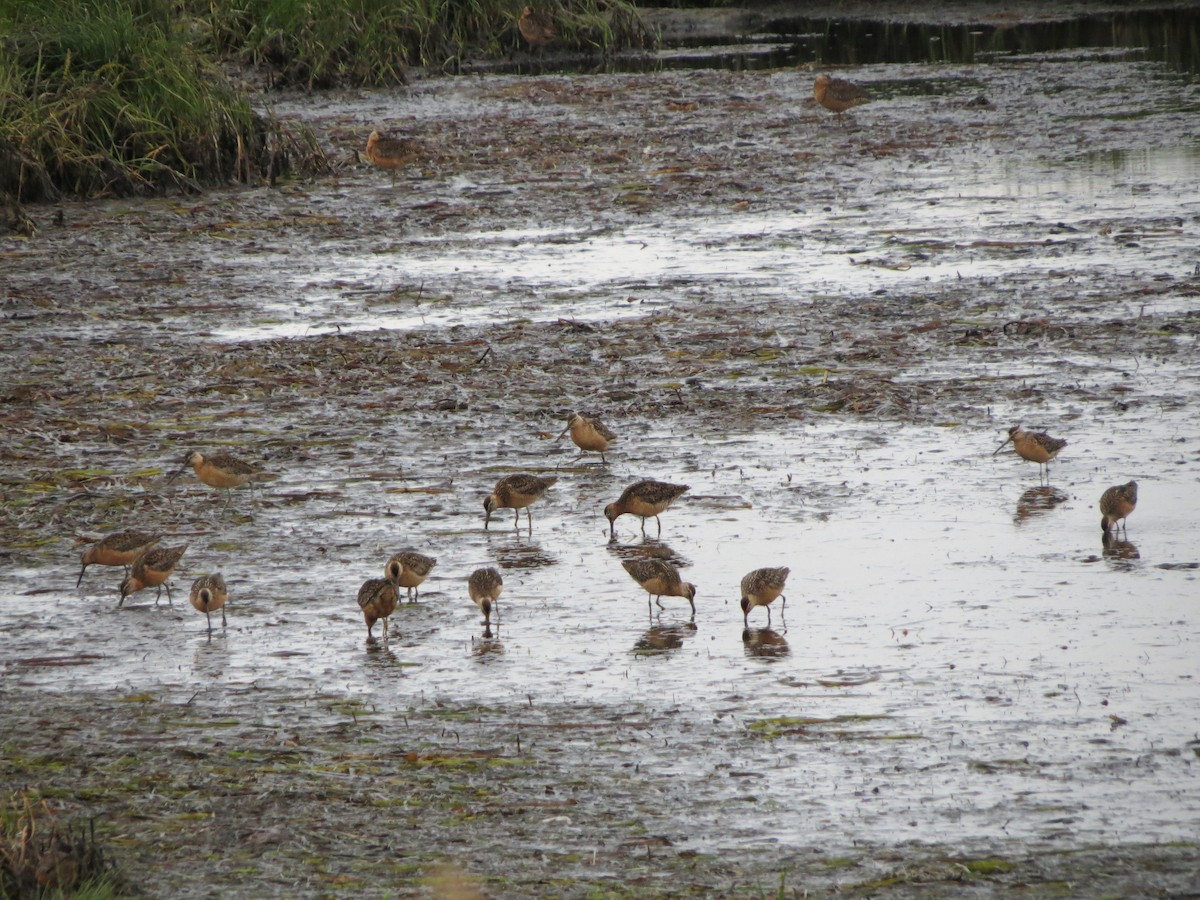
[3,37,1200,899]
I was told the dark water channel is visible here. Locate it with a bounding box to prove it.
[637,6,1200,75]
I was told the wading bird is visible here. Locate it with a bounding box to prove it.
[357,578,399,641]
[621,559,696,616]
[518,6,557,46]
[169,450,276,509]
[605,480,689,539]
[189,573,228,633]
[1099,480,1138,534]
[385,551,438,602]
[484,473,558,530]
[993,425,1068,483]
[558,411,618,464]
[119,544,188,607]
[468,567,503,626]
[814,73,871,115]
[77,531,161,588]
[739,566,790,627]
[363,130,417,185]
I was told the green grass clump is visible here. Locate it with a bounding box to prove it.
[189,0,653,86]
[1,0,315,202]
[0,791,125,898]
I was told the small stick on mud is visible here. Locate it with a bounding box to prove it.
[475,344,495,365]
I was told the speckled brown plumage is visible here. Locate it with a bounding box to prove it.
[814,73,871,114]
[559,411,618,463]
[169,450,275,508]
[605,480,689,538]
[385,551,438,602]
[77,530,161,587]
[993,425,1068,482]
[119,544,187,607]
[518,6,557,45]
[622,559,696,615]
[484,473,558,529]
[190,573,228,632]
[739,566,790,627]
[468,567,503,625]
[1099,480,1138,533]
[364,130,418,179]
[357,577,399,640]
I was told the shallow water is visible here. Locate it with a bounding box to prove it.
[6,411,1198,851]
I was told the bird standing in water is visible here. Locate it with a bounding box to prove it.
[363,130,417,185]
[739,567,790,627]
[993,425,1067,483]
[558,411,618,464]
[119,544,188,607]
[169,450,276,510]
[814,73,871,116]
[483,473,558,530]
[468,567,503,626]
[357,578,399,641]
[189,573,228,633]
[621,559,696,616]
[604,480,689,539]
[77,531,161,587]
[385,551,438,602]
[1099,480,1138,534]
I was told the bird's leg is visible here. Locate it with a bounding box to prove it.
[655,516,662,538]
[205,609,212,633]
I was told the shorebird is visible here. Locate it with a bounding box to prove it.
[1099,480,1138,534]
[813,73,871,115]
[385,551,438,602]
[77,530,161,587]
[468,567,503,626]
[357,578,399,641]
[739,567,790,627]
[558,411,618,464]
[119,544,188,607]
[189,573,228,633]
[363,130,417,185]
[483,473,558,530]
[518,6,557,46]
[169,450,276,509]
[993,425,1068,482]
[605,480,689,539]
[621,559,696,616]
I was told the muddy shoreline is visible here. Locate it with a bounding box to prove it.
[3,8,1200,898]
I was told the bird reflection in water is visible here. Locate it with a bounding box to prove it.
[1101,531,1140,562]
[1013,486,1069,524]
[742,627,790,660]
[633,622,697,655]
[472,624,504,660]
[605,538,689,568]
[192,631,228,676]
[364,636,401,669]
